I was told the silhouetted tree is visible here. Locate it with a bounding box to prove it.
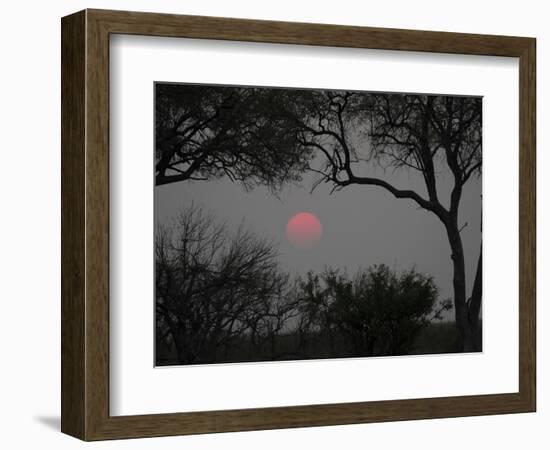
[275,90,482,351]
[155,206,290,364]
[246,287,302,360]
[155,84,311,190]
[297,265,451,356]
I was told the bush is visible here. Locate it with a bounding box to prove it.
[296,265,452,357]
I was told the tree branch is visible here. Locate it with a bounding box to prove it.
[334,173,448,222]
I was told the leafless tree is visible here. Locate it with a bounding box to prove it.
[155,205,291,364]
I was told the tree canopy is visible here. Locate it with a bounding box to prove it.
[155,84,312,190]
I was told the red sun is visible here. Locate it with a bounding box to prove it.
[286,212,322,249]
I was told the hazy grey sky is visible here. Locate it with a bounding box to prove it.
[156,155,482,319]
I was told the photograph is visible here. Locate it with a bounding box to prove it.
[154,83,483,366]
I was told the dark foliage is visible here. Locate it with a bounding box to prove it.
[296,265,451,357]
[155,207,450,365]
[155,84,312,190]
[155,84,483,354]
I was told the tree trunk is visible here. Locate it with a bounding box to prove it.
[171,325,196,365]
[468,245,482,350]
[446,224,476,352]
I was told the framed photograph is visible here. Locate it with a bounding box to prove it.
[61,9,536,440]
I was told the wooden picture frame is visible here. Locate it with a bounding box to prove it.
[61,9,536,441]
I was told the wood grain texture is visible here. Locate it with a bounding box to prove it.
[61,10,86,439]
[518,38,536,409]
[60,8,537,441]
